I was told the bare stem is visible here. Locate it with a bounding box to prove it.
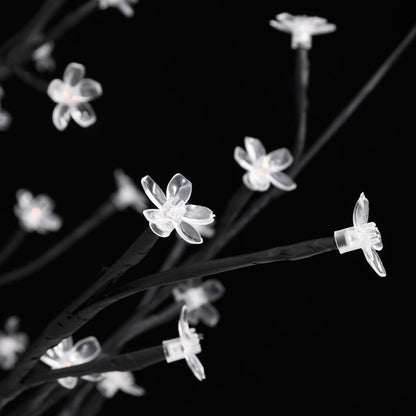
[0,228,27,269]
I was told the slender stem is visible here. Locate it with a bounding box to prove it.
[292,47,309,160]
[0,228,27,269]
[85,237,337,315]
[0,201,117,288]
[11,66,49,93]
[220,22,416,249]
[23,346,165,388]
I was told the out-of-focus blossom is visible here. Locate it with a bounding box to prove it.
[97,371,145,398]
[98,0,138,18]
[112,169,147,213]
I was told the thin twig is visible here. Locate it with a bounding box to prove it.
[0,228,27,269]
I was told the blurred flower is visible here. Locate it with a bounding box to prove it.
[173,279,225,327]
[0,316,29,371]
[14,189,62,234]
[32,41,56,73]
[270,13,336,49]
[234,137,296,192]
[47,62,102,131]
[0,86,11,131]
[40,336,102,389]
[334,192,386,277]
[163,306,205,381]
[98,0,138,18]
[141,173,215,244]
[97,371,145,398]
[111,169,147,213]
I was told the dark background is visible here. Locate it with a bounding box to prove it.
[0,1,414,415]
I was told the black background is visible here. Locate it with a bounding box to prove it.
[0,1,414,415]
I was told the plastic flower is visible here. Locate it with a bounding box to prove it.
[111,169,147,213]
[270,13,336,49]
[334,193,386,277]
[98,0,138,18]
[14,189,62,234]
[234,137,296,192]
[173,279,225,327]
[163,306,205,381]
[97,371,145,398]
[0,316,29,371]
[141,173,215,244]
[32,41,56,73]
[47,62,102,131]
[40,336,101,389]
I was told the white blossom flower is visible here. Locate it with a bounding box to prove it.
[163,306,205,381]
[97,371,145,398]
[111,169,147,213]
[14,189,62,234]
[270,13,336,49]
[334,193,386,277]
[173,279,225,327]
[141,173,215,244]
[0,316,29,371]
[40,336,102,389]
[234,137,296,192]
[47,62,102,131]
[98,0,138,18]
[32,41,56,73]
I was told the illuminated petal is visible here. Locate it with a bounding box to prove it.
[201,279,225,302]
[149,220,174,238]
[63,63,85,87]
[70,102,96,128]
[183,205,214,225]
[245,137,266,162]
[234,146,253,171]
[141,176,167,209]
[175,221,202,244]
[362,246,386,277]
[73,336,101,364]
[52,103,71,131]
[77,78,103,101]
[266,148,293,171]
[167,173,192,205]
[267,171,297,191]
[353,192,369,228]
[47,79,65,103]
[185,354,205,381]
[198,303,220,327]
[243,171,270,192]
[58,376,78,389]
[143,209,164,223]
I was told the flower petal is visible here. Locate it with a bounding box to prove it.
[167,173,192,205]
[149,220,174,238]
[244,137,266,162]
[40,355,59,368]
[267,171,297,191]
[198,303,221,327]
[175,221,203,244]
[52,103,71,131]
[70,102,96,128]
[143,209,164,223]
[47,79,65,103]
[35,194,54,211]
[141,175,167,209]
[72,336,101,364]
[16,189,33,209]
[353,192,369,228]
[265,148,294,171]
[63,63,85,87]
[201,279,225,302]
[362,246,386,277]
[122,383,146,397]
[234,146,253,171]
[58,377,78,389]
[185,354,205,381]
[41,213,62,232]
[76,78,102,101]
[243,171,270,192]
[183,205,214,225]
[97,380,117,398]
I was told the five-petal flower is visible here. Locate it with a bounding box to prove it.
[334,193,386,277]
[47,62,102,131]
[40,336,102,389]
[163,306,205,381]
[97,371,145,398]
[0,316,29,371]
[98,0,138,18]
[111,169,147,213]
[270,13,336,49]
[14,189,62,234]
[141,173,215,244]
[234,137,297,192]
[173,279,225,327]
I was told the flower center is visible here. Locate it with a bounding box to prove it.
[29,207,42,220]
[162,200,186,224]
[254,158,270,176]
[182,287,208,310]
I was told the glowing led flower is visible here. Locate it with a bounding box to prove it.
[270,13,336,49]
[111,169,147,213]
[0,86,11,131]
[234,137,296,192]
[98,0,138,18]
[173,279,225,327]
[141,173,215,244]
[32,41,56,73]
[14,189,62,234]
[40,336,101,389]
[97,371,145,398]
[163,306,205,381]
[334,193,386,277]
[0,316,29,371]
[47,62,102,131]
